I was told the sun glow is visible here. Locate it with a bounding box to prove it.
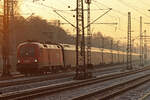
[17,0,150,40]
[19,0,60,20]
[19,1,40,18]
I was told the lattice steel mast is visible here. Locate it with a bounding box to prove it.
[85,0,91,66]
[75,0,87,79]
[127,12,132,70]
[140,16,144,66]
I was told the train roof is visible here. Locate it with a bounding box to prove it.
[62,44,117,53]
[18,42,140,55]
[17,41,61,49]
[61,44,139,55]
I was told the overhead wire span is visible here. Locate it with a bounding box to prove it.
[93,0,139,22]
[117,0,150,19]
[92,2,120,31]
[32,2,76,28]
[84,8,112,29]
[140,0,150,8]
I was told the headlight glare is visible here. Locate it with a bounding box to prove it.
[18,60,20,63]
[35,59,38,62]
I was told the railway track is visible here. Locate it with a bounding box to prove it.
[138,88,150,100]
[72,73,150,100]
[0,63,124,81]
[0,73,24,81]
[0,71,74,88]
[0,65,150,100]
[0,64,125,88]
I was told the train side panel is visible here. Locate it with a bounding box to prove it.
[104,53,111,64]
[39,46,64,70]
[39,48,49,68]
[91,51,101,65]
[63,49,76,68]
[49,48,63,66]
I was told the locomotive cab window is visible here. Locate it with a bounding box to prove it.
[20,46,35,57]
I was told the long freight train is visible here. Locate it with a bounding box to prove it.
[16,41,139,75]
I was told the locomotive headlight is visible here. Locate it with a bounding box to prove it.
[18,60,20,63]
[35,59,38,62]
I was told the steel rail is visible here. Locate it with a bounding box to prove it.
[1,66,150,100]
[0,62,124,81]
[72,73,150,100]
[0,63,126,88]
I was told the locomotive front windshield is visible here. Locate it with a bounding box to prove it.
[20,46,35,57]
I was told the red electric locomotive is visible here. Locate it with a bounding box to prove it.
[17,41,140,75]
[17,41,64,75]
